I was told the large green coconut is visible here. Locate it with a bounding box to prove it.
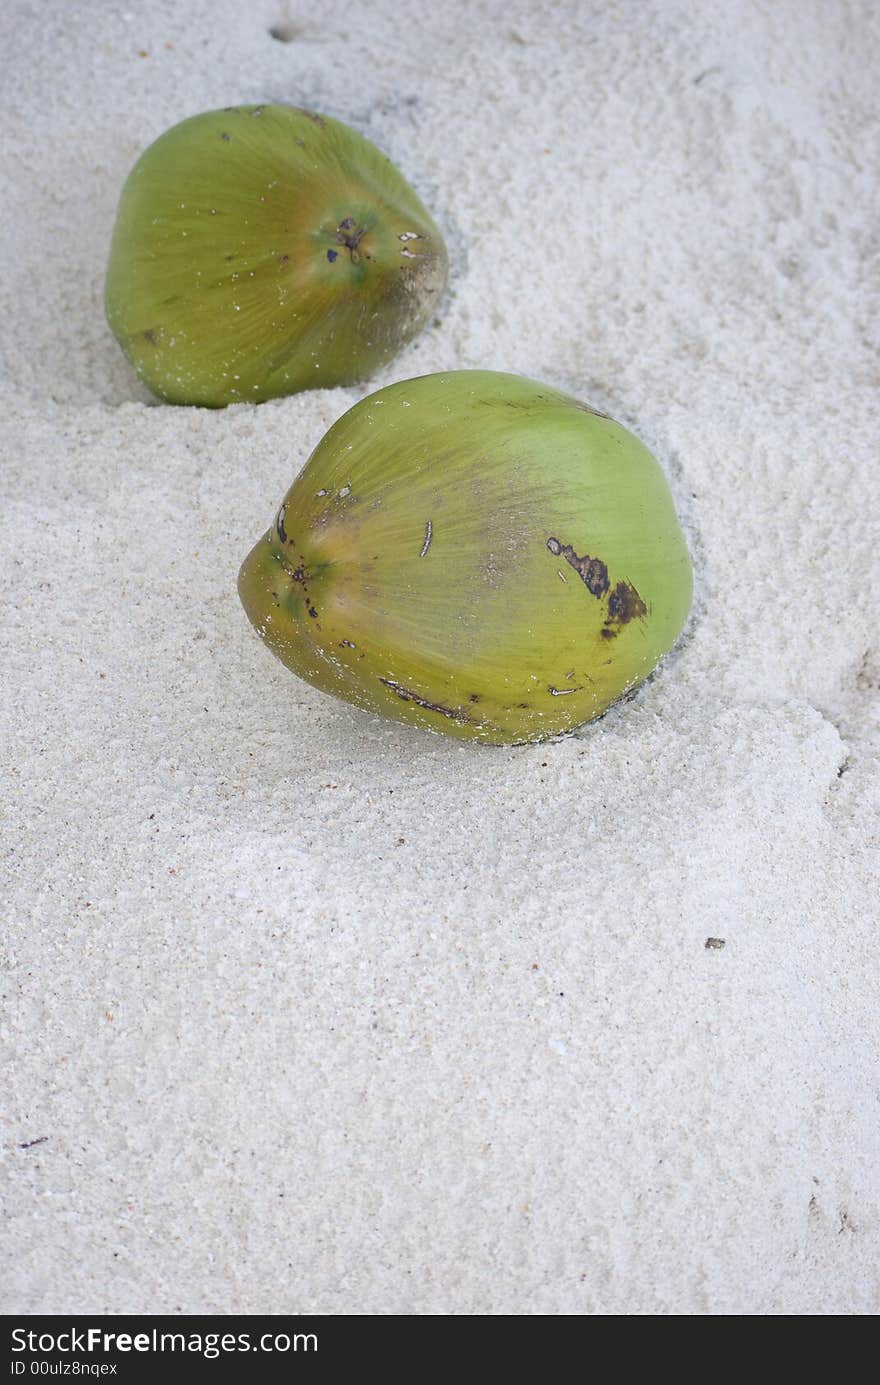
[238,370,693,745]
[105,105,447,406]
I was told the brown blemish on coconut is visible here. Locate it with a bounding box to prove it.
[602,580,647,637]
[547,537,646,638]
[546,537,609,598]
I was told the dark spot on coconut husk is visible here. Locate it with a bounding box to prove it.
[143,328,157,345]
[547,537,646,640]
[220,132,231,142]
[602,580,647,637]
[379,678,473,724]
[274,553,307,589]
[326,248,338,263]
[303,110,326,127]
[546,537,609,598]
[271,546,324,627]
[607,580,645,623]
[336,218,367,258]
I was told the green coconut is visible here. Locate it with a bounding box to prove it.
[104,105,447,406]
[238,370,693,745]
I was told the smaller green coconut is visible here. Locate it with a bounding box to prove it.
[104,105,447,406]
[238,371,693,745]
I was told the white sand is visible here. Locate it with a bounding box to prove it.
[1,0,878,1315]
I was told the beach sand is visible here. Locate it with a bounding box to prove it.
[2,0,878,1314]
